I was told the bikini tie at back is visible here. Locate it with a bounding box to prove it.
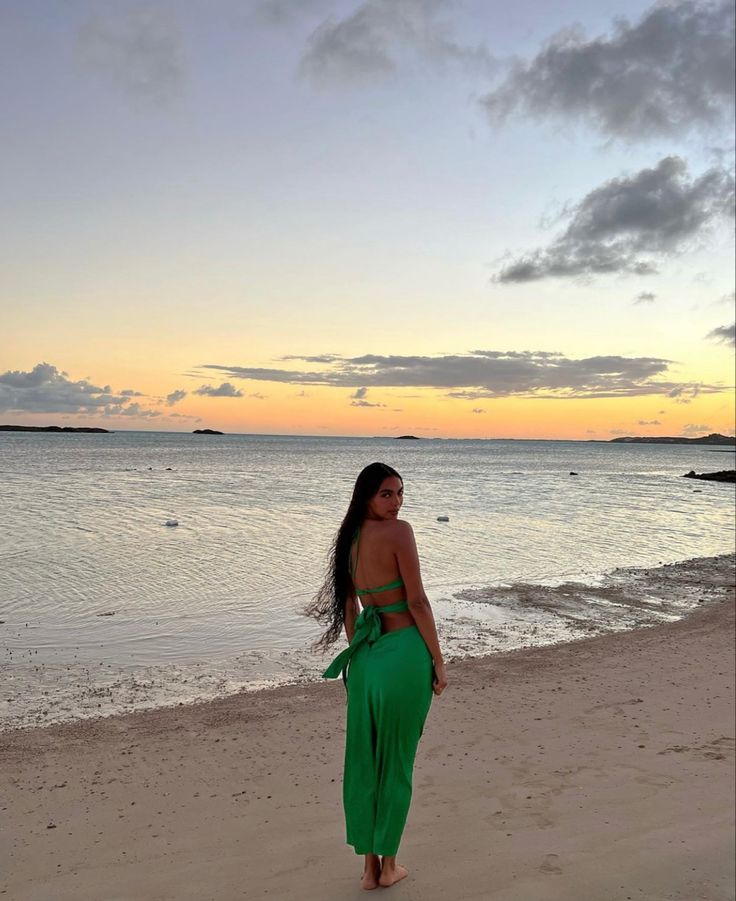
[322,601,409,681]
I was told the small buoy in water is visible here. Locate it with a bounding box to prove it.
[165,519,179,527]
[692,489,702,493]
[437,515,450,522]
[569,471,578,476]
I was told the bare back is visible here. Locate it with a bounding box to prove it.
[351,519,415,633]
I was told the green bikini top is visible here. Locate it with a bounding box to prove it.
[350,526,405,597]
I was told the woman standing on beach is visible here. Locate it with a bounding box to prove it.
[306,462,447,890]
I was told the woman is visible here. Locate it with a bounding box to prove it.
[306,462,448,890]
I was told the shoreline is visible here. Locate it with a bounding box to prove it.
[3,552,734,733]
[1,583,733,899]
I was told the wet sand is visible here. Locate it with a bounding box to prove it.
[1,576,734,900]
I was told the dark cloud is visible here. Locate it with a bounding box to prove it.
[78,5,184,104]
[201,349,728,399]
[0,363,141,415]
[351,387,369,399]
[706,322,736,347]
[166,389,187,406]
[494,156,734,283]
[634,291,656,304]
[481,0,735,140]
[637,419,661,425]
[194,382,244,398]
[299,0,497,85]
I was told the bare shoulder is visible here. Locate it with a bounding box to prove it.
[388,518,415,546]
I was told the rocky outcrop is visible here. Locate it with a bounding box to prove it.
[193,428,224,435]
[684,470,736,483]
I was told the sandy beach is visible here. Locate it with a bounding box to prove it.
[2,571,734,901]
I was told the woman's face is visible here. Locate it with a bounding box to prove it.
[367,476,404,521]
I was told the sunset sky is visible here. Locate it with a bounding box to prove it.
[2,0,734,438]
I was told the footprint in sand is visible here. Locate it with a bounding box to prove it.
[539,853,563,875]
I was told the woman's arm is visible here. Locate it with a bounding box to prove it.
[394,521,448,695]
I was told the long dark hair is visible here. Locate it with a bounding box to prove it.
[305,462,403,651]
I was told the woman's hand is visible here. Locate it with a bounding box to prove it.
[432,662,448,696]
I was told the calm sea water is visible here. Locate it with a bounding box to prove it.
[1,431,734,727]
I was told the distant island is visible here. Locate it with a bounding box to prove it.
[610,433,735,446]
[193,428,224,435]
[395,435,420,440]
[0,425,111,433]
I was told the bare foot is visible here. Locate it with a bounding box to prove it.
[361,857,381,891]
[378,863,408,887]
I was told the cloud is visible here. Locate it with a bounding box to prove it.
[350,386,385,407]
[706,323,736,347]
[682,422,712,435]
[280,353,343,363]
[166,389,187,406]
[253,0,332,25]
[637,419,661,425]
[481,0,735,141]
[194,382,244,398]
[634,291,656,304]
[493,156,734,283]
[77,5,185,104]
[0,363,145,415]
[298,0,497,85]
[472,408,486,414]
[115,402,162,418]
[668,383,702,404]
[200,349,729,399]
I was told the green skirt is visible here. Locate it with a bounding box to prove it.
[329,623,434,856]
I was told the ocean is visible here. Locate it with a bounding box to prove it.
[1,430,734,729]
